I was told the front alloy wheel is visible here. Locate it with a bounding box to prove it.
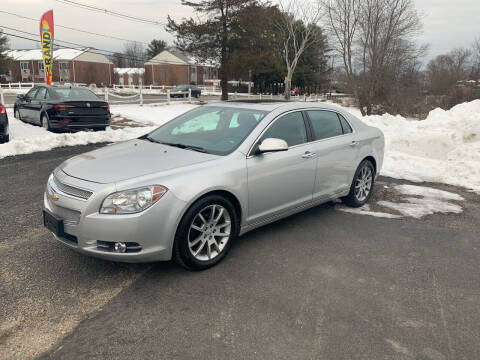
[188,204,231,261]
[174,195,238,270]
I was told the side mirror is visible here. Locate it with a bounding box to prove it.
[257,138,288,154]
[17,94,25,100]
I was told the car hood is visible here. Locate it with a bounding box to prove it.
[60,139,219,184]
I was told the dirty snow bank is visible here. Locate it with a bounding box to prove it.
[341,100,480,193]
[378,184,464,218]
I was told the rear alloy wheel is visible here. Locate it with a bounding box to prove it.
[174,195,238,270]
[41,114,51,131]
[343,160,375,207]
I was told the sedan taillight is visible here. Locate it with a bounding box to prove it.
[101,104,110,111]
[0,105,6,114]
[53,104,74,111]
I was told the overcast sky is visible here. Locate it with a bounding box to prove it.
[2,0,479,63]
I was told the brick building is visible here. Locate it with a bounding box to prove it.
[144,49,217,86]
[114,68,145,86]
[6,48,114,86]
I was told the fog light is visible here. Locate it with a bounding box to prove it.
[114,242,127,253]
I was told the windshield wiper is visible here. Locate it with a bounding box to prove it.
[160,142,209,153]
[140,135,163,144]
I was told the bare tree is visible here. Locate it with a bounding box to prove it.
[427,48,472,95]
[323,0,359,91]
[473,38,480,66]
[472,37,480,78]
[123,41,146,68]
[276,0,324,99]
[323,0,425,115]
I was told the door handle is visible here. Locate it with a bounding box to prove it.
[302,151,316,159]
[349,140,359,147]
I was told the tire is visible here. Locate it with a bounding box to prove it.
[14,108,21,121]
[342,160,375,208]
[41,113,51,131]
[173,195,239,271]
[0,135,8,144]
[195,93,200,98]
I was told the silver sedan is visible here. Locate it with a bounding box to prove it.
[43,101,384,270]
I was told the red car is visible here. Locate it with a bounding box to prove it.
[0,102,9,143]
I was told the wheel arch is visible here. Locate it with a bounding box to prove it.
[187,189,242,224]
[361,155,377,175]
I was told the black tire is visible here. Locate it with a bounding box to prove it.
[173,195,239,271]
[41,113,51,131]
[14,108,21,121]
[342,160,375,208]
[0,135,8,144]
[195,93,200,98]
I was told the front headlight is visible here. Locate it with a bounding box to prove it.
[100,185,167,214]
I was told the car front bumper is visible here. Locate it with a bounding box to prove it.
[43,170,187,262]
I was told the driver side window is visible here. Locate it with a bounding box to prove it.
[26,88,38,99]
[260,112,307,147]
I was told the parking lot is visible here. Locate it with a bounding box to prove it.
[0,144,478,360]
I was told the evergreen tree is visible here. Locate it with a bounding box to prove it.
[166,0,256,100]
[0,30,11,75]
[146,39,167,59]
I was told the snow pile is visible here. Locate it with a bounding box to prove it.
[378,184,464,218]
[343,100,480,193]
[0,124,153,159]
[0,103,198,158]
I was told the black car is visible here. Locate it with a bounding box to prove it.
[170,84,201,98]
[0,103,8,143]
[14,85,111,132]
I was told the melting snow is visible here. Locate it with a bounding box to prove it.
[377,184,464,218]
[335,203,401,219]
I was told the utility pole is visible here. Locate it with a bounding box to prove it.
[248,69,252,96]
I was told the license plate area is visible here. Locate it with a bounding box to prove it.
[43,210,64,237]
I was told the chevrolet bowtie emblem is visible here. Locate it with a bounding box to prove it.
[51,193,59,201]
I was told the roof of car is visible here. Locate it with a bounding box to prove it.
[209,100,348,113]
[32,85,90,90]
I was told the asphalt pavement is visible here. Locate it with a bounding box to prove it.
[0,145,479,360]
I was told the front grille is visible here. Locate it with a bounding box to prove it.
[53,175,93,200]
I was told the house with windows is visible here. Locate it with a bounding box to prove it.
[6,48,114,86]
[144,49,217,86]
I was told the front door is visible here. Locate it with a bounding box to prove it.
[19,87,38,122]
[305,110,359,199]
[246,111,316,224]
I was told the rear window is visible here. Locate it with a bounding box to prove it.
[53,88,99,100]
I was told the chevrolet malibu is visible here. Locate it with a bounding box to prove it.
[43,101,384,270]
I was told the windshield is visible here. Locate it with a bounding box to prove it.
[145,106,267,155]
[53,88,100,100]
[174,85,188,90]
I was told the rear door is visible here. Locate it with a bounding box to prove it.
[305,110,359,199]
[246,111,316,224]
